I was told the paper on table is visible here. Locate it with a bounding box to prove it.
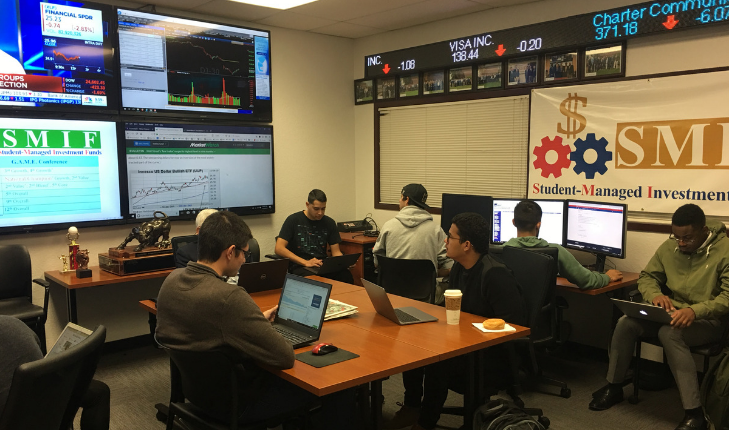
[472,322,517,333]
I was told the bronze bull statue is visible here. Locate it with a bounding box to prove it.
[117,211,171,252]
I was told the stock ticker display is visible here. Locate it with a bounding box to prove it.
[365,0,729,77]
[0,0,115,111]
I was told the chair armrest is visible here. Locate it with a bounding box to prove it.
[33,278,50,288]
[264,254,284,260]
[33,278,51,323]
[628,290,643,302]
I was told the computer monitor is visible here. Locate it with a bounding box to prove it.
[491,199,565,245]
[440,194,493,233]
[564,199,628,272]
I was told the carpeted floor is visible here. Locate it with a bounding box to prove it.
[86,343,687,430]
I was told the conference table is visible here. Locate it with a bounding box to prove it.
[140,276,530,429]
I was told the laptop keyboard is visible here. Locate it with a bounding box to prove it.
[273,326,308,345]
[395,308,418,323]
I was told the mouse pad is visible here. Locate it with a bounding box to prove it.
[296,349,359,368]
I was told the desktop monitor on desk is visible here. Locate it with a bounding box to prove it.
[440,194,493,233]
[564,199,627,272]
[491,199,566,245]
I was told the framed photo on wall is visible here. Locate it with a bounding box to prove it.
[544,52,577,82]
[448,66,473,92]
[584,45,623,77]
[399,74,420,98]
[377,77,396,100]
[354,79,374,104]
[507,56,538,86]
[423,70,445,95]
[477,63,502,89]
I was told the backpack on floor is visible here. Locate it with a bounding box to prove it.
[701,352,729,430]
[473,399,547,430]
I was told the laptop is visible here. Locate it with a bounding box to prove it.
[304,253,361,275]
[272,274,333,348]
[237,259,289,293]
[611,298,673,324]
[361,279,438,325]
[46,322,92,357]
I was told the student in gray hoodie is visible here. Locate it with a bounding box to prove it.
[375,184,452,430]
[504,200,622,289]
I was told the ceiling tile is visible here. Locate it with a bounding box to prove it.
[257,11,338,30]
[348,0,491,31]
[140,0,214,10]
[189,0,280,21]
[289,0,426,22]
[311,22,385,38]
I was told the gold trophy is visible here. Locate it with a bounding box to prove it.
[59,254,70,273]
[67,226,80,271]
[75,249,91,278]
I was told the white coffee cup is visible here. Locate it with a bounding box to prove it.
[443,289,463,325]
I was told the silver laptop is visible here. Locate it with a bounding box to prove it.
[304,253,361,275]
[611,298,673,324]
[361,279,438,325]
[272,274,332,348]
[238,259,289,293]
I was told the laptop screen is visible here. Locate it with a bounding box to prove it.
[277,275,331,330]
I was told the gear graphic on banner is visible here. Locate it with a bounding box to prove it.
[532,136,572,178]
[570,133,612,179]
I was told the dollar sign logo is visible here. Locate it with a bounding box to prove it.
[557,93,587,138]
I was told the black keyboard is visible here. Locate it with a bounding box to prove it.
[274,326,307,344]
[395,308,419,323]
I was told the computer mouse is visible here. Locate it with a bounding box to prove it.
[312,343,338,356]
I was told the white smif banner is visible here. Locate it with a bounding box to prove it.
[529,70,729,217]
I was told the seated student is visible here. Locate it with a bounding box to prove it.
[275,189,354,283]
[156,211,353,429]
[504,200,622,289]
[175,208,217,268]
[412,213,527,430]
[0,315,110,430]
[589,204,729,430]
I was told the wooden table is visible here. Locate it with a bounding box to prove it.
[339,232,377,286]
[142,276,529,429]
[46,267,173,323]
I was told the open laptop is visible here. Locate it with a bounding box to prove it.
[361,279,438,325]
[304,253,361,275]
[46,323,92,357]
[611,298,673,324]
[272,274,333,348]
[237,259,289,293]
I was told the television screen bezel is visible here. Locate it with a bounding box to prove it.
[119,118,276,222]
[0,0,120,116]
[114,8,273,123]
[564,198,628,259]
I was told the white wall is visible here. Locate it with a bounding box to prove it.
[6,4,356,347]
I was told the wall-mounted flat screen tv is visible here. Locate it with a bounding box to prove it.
[0,0,118,114]
[116,9,272,122]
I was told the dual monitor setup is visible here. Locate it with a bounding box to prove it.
[441,194,628,272]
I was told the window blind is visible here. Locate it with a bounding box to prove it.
[378,95,530,208]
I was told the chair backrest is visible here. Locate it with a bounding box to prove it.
[377,256,437,303]
[0,325,106,430]
[501,246,558,342]
[247,238,260,263]
[166,348,239,424]
[0,245,32,301]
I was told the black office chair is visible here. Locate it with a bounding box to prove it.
[0,325,106,430]
[172,235,198,268]
[0,245,51,354]
[501,246,571,399]
[626,291,729,404]
[376,256,436,303]
[165,348,306,430]
[246,238,260,263]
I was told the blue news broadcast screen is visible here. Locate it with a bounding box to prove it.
[0,0,117,112]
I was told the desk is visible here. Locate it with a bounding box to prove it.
[46,267,172,324]
[339,232,377,286]
[555,271,640,295]
[142,278,529,429]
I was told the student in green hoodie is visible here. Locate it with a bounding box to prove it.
[589,204,729,430]
[504,200,622,289]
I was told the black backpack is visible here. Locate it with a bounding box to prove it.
[473,399,548,430]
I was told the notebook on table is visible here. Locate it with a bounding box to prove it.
[237,259,289,293]
[272,274,332,348]
[611,298,673,324]
[304,253,361,275]
[361,279,437,325]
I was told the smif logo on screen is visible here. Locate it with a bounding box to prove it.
[532,93,729,180]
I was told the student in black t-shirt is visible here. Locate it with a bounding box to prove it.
[275,189,353,283]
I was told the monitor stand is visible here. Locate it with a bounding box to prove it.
[594,254,606,273]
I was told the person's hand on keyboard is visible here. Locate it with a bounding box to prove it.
[606,269,623,282]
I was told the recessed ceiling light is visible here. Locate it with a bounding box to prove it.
[227,0,318,9]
